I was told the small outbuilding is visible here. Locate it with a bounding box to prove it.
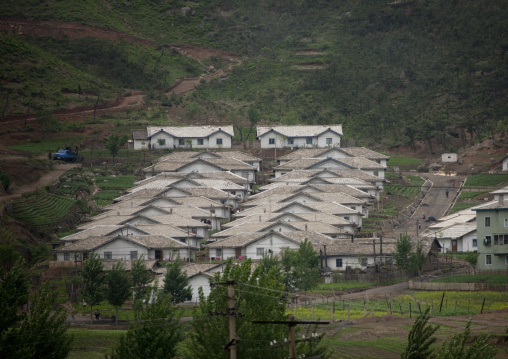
[441,153,458,163]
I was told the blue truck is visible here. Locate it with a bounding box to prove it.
[52,148,83,162]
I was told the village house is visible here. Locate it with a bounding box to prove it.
[131,126,234,150]
[158,150,262,172]
[500,154,508,171]
[423,223,477,253]
[277,147,390,167]
[257,125,343,148]
[55,234,199,262]
[472,193,508,271]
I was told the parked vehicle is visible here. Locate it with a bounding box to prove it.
[52,148,83,162]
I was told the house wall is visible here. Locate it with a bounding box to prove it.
[208,132,232,149]
[441,153,458,163]
[96,239,148,260]
[177,162,222,173]
[503,159,508,171]
[188,274,212,302]
[133,140,149,150]
[150,132,175,149]
[476,209,508,271]
[316,131,341,147]
[245,235,299,259]
[324,255,377,270]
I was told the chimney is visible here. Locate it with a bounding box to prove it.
[380,237,383,255]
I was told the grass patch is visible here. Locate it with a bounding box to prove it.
[433,274,508,285]
[93,175,136,190]
[9,137,85,155]
[385,184,420,198]
[68,328,125,358]
[313,282,378,293]
[448,202,477,214]
[458,191,490,199]
[464,174,508,187]
[406,175,425,186]
[387,155,422,166]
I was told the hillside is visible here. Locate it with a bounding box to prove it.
[0,0,507,151]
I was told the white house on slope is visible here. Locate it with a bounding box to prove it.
[257,125,343,148]
[131,126,234,150]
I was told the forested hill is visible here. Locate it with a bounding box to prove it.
[1,0,507,150]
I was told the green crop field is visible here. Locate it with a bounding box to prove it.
[385,184,420,198]
[93,175,136,190]
[10,192,76,228]
[386,155,422,166]
[433,274,508,285]
[458,190,490,199]
[464,174,508,187]
[8,137,86,155]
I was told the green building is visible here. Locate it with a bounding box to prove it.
[473,194,508,271]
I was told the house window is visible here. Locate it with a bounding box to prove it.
[484,236,492,246]
[269,138,275,145]
[288,138,294,145]
[504,218,508,227]
[104,252,112,259]
[344,216,350,221]
[326,138,332,145]
[485,254,492,265]
[216,138,223,145]
[256,248,264,256]
[361,258,368,266]
[157,139,166,146]
[216,248,222,257]
[197,139,204,145]
[178,139,185,146]
[485,217,490,227]
[374,171,379,176]
[191,228,197,234]
[306,137,313,145]
[472,239,477,248]
[130,251,138,260]
[336,258,343,268]
[64,253,70,261]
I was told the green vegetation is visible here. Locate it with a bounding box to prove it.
[387,156,423,167]
[406,175,425,187]
[464,174,508,187]
[69,329,125,359]
[8,137,85,154]
[448,202,477,214]
[433,274,508,285]
[10,191,77,230]
[385,184,421,198]
[458,191,490,199]
[93,175,136,190]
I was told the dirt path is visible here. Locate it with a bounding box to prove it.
[0,162,79,204]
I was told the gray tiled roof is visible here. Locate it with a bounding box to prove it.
[257,125,343,138]
[223,212,352,229]
[271,169,382,183]
[147,125,234,138]
[422,222,476,239]
[132,129,148,140]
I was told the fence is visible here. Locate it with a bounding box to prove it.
[409,281,476,291]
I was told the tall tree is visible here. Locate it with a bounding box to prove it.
[131,256,151,320]
[0,283,73,359]
[281,239,320,291]
[401,308,439,359]
[81,253,106,321]
[106,260,132,319]
[0,258,30,335]
[393,233,414,274]
[108,292,183,359]
[163,260,192,304]
[106,134,129,164]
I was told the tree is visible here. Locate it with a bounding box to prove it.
[401,308,439,359]
[106,133,129,164]
[245,107,261,140]
[0,258,30,334]
[106,261,132,319]
[81,253,106,321]
[163,260,192,304]
[0,283,73,359]
[188,258,287,359]
[281,239,320,291]
[108,293,183,359]
[433,319,497,359]
[393,233,413,273]
[131,255,151,320]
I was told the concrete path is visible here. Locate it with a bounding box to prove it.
[385,172,467,238]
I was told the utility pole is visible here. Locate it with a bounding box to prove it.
[228,280,236,359]
[253,315,329,359]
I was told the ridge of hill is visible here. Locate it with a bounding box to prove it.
[1,0,507,151]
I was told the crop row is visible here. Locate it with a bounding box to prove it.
[11,194,75,227]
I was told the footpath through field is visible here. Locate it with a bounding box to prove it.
[385,172,467,238]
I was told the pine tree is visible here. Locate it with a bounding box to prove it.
[106,260,132,320]
[402,308,439,359]
[163,260,192,304]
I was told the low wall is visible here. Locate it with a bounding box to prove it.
[409,280,476,291]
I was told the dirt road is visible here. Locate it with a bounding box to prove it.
[0,162,79,204]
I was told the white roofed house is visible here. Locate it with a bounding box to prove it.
[257,125,343,148]
[55,234,199,263]
[274,157,387,180]
[277,147,390,167]
[131,126,234,150]
[423,223,477,253]
[159,150,263,172]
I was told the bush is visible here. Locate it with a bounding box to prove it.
[0,171,11,191]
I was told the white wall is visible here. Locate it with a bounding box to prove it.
[208,132,232,149]
[150,132,175,150]
[96,239,148,260]
[441,153,458,163]
[316,131,341,147]
[188,274,212,302]
[244,234,300,259]
[178,161,222,173]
